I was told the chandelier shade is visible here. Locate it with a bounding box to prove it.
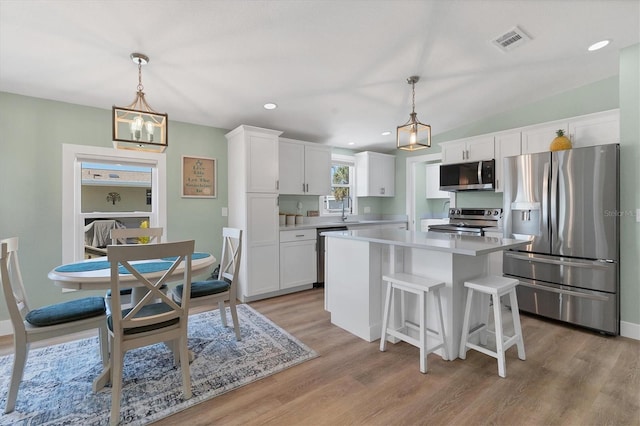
[396,76,431,151]
[113,53,168,153]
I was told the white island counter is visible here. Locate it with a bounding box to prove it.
[324,229,529,358]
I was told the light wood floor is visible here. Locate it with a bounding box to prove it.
[2,288,639,425]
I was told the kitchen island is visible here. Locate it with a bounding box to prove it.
[324,229,529,359]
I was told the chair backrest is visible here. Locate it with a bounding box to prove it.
[107,240,194,335]
[218,228,243,300]
[0,237,30,335]
[110,227,163,245]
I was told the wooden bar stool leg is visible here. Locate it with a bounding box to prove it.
[433,289,449,361]
[459,287,474,359]
[380,281,393,352]
[419,289,426,373]
[493,293,506,378]
[510,289,526,360]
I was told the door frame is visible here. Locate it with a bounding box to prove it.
[405,153,449,231]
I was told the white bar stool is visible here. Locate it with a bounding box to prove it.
[459,275,525,378]
[380,272,449,373]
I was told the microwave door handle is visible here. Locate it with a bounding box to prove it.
[477,161,483,184]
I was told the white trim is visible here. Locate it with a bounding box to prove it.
[405,153,445,231]
[620,320,640,340]
[62,144,167,264]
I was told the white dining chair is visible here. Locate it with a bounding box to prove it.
[0,237,108,414]
[172,228,243,340]
[105,227,164,309]
[106,239,194,426]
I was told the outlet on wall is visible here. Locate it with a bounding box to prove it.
[364,206,371,214]
[222,207,228,217]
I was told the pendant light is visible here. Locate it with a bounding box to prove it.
[112,53,168,153]
[396,76,431,151]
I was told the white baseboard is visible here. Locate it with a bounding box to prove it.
[620,320,640,340]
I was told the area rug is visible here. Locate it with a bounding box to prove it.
[0,304,318,425]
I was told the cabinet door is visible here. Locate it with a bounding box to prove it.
[425,163,449,198]
[280,240,317,289]
[304,144,332,195]
[246,193,279,296]
[378,154,395,197]
[467,136,495,161]
[522,123,567,155]
[279,140,305,194]
[247,133,279,193]
[568,110,619,147]
[441,140,467,164]
[494,132,521,192]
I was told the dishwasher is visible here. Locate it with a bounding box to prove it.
[316,226,348,285]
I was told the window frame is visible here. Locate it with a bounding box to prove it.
[62,144,167,263]
[319,153,357,217]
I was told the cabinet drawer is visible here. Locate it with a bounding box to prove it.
[280,229,316,242]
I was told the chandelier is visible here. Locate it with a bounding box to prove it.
[112,53,168,153]
[396,76,431,151]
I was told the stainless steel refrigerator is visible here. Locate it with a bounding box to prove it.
[502,144,619,335]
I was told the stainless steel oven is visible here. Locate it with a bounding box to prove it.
[428,208,502,236]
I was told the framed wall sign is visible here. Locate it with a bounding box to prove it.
[181,155,217,198]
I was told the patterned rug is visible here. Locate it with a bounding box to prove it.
[0,304,318,425]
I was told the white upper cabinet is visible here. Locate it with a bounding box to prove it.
[355,151,395,197]
[226,125,281,193]
[425,163,449,199]
[521,110,619,154]
[279,138,331,195]
[441,135,494,164]
[494,132,522,192]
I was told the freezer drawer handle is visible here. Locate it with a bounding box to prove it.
[505,252,609,270]
[517,281,609,302]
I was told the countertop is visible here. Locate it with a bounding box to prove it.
[279,219,407,232]
[322,228,529,256]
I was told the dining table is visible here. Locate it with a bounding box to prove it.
[47,251,216,391]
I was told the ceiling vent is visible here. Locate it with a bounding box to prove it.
[492,26,532,52]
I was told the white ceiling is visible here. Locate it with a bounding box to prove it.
[1,0,638,152]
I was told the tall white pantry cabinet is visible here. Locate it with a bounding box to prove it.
[226,125,282,302]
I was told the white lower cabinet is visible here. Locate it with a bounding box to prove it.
[279,229,317,289]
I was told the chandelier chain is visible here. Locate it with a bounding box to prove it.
[411,80,416,113]
[137,60,144,92]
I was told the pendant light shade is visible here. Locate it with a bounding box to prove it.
[397,76,431,151]
[113,53,168,153]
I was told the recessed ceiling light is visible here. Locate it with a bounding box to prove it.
[588,40,610,51]
[263,103,277,110]
[348,142,356,146]
[381,131,391,136]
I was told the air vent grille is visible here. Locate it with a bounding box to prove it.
[492,26,531,52]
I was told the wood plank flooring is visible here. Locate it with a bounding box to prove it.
[2,288,639,425]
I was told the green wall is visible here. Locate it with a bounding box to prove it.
[0,93,228,321]
[383,48,639,328]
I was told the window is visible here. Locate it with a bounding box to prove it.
[319,154,357,216]
[62,144,166,263]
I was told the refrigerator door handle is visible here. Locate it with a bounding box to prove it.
[542,161,550,235]
[517,281,610,302]
[505,251,612,270]
[550,155,558,247]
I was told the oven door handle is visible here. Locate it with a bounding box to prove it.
[516,280,610,302]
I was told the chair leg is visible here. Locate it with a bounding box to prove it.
[510,290,526,360]
[493,293,507,378]
[4,335,28,414]
[379,281,393,352]
[218,301,228,328]
[178,330,192,399]
[229,299,241,341]
[459,288,474,359]
[98,324,109,368]
[110,340,123,426]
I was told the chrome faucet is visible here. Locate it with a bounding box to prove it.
[341,196,352,222]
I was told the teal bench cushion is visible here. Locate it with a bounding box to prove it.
[174,279,230,300]
[25,296,106,327]
[107,302,180,335]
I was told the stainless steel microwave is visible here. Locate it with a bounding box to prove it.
[439,159,495,192]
